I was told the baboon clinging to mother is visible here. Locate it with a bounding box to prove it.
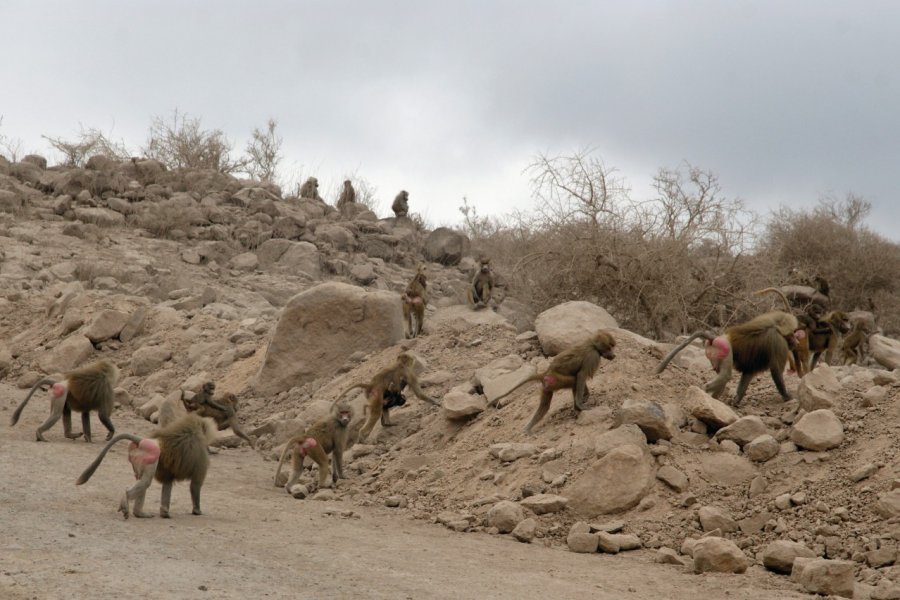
[181,382,255,448]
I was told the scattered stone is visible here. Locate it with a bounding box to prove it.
[798,365,841,411]
[748,475,768,498]
[442,390,487,419]
[774,493,793,511]
[744,434,779,462]
[289,484,309,499]
[593,424,646,457]
[790,409,844,451]
[512,518,536,543]
[489,443,537,462]
[486,501,525,533]
[852,463,880,483]
[590,520,625,534]
[871,335,900,370]
[681,537,698,557]
[698,506,738,533]
[597,532,621,554]
[385,495,408,508]
[715,415,768,446]
[519,494,568,515]
[656,465,689,492]
[692,537,750,574]
[790,558,854,598]
[567,531,599,553]
[864,385,888,406]
[616,398,674,442]
[656,547,689,566]
[718,439,740,455]
[567,444,653,516]
[83,310,130,343]
[876,490,900,518]
[686,386,738,430]
[867,547,897,568]
[761,540,817,574]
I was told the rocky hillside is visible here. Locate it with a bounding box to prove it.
[4,155,900,599]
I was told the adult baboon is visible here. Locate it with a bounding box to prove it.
[467,257,494,309]
[299,177,320,200]
[336,179,356,211]
[754,287,809,376]
[75,413,218,519]
[841,320,870,365]
[808,310,851,369]
[182,384,255,448]
[335,352,439,443]
[656,311,798,406]
[491,330,617,433]
[403,264,427,338]
[274,402,353,492]
[392,190,409,217]
[12,360,119,442]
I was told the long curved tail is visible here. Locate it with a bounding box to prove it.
[332,383,366,408]
[274,436,300,486]
[10,378,56,426]
[754,287,792,312]
[489,373,542,407]
[655,332,714,374]
[75,433,143,485]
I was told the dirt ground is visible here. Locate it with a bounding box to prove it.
[1,387,807,600]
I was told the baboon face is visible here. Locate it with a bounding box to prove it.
[479,259,491,273]
[593,331,616,360]
[333,402,353,427]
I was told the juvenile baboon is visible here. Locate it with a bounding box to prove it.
[841,320,870,365]
[11,360,119,442]
[336,179,356,211]
[754,287,809,376]
[182,384,255,448]
[299,177,320,200]
[75,413,218,519]
[392,190,409,217]
[813,274,831,298]
[402,264,427,338]
[467,257,494,309]
[491,331,617,433]
[335,352,439,443]
[808,310,851,368]
[656,311,798,406]
[274,402,353,492]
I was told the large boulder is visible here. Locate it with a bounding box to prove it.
[871,334,900,370]
[791,409,844,451]
[39,335,93,373]
[255,283,404,394]
[429,305,511,332]
[594,424,646,458]
[486,501,525,533]
[797,364,842,411]
[533,301,618,356]
[423,227,469,265]
[566,444,653,516]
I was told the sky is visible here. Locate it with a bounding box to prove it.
[2,1,899,239]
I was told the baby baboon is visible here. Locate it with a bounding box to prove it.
[11,360,119,443]
[182,384,255,448]
[392,190,409,217]
[467,257,494,309]
[274,402,353,492]
[336,179,356,211]
[76,413,218,519]
[335,352,439,443]
[402,264,427,338]
[299,177,320,200]
[491,330,616,433]
[656,311,798,406]
[807,310,851,369]
[841,320,870,365]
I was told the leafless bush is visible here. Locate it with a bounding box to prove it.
[143,109,246,173]
[244,118,282,183]
[0,116,24,162]
[42,125,131,167]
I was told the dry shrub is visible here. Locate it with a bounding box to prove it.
[42,126,131,167]
[143,109,245,174]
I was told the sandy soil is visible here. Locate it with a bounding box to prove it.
[1,388,807,600]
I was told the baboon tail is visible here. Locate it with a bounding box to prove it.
[10,378,56,427]
[754,287,792,312]
[332,384,366,407]
[490,374,542,407]
[274,438,298,486]
[75,433,142,485]
[654,332,713,374]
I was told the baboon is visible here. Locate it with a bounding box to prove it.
[182,384,255,448]
[808,310,851,369]
[392,190,409,217]
[336,179,356,211]
[813,274,830,298]
[75,413,217,519]
[11,360,119,442]
[274,402,353,492]
[402,264,427,338]
[467,257,494,309]
[335,352,439,443]
[491,331,617,433]
[299,177,320,200]
[656,311,799,406]
[754,287,809,376]
[841,320,870,365]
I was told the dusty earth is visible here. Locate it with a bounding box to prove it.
[1,393,806,600]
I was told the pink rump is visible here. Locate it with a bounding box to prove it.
[51,382,67,398]
[710,336,730,359]
[128,438,160,464]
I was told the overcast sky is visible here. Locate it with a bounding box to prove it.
[2,1,899,239]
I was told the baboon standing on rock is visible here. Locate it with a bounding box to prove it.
[392,190,409,217]
[299,177,320,200]
[402,264,427,338]
[11,360,119,443]
[467,257,494,309]
[336,179,356,211]
[274,402,353,492]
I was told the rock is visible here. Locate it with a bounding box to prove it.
[594,424,647,457]
[872,582,900,600]
[656,547,689,566]
[38,335,93,373]
[130,344,173,376]
[699,453,757,486]
[442,389,487,419]
[864,386,888,406]
[761,540,817,574]
[73,207,126,228]
[511,518,536,543]
[289,484,310,499]
[791,409,844,451]
[596,532,621,554]
[119,306,148,343]
[681,538,698,557]
[255,283,404,394]
[714,415,768,446]
[230,252,259,271]
[685,386,738,431]
[744,434,779,462]
[872,335,900,370]
[429,305,511,331]
[486,501,525,534]
[489,443,537,462]
[698,506,738,533]
[866,547,897,568]
[774,493,793,510]
[567,444,653,516]
[748,475,767,498]
[349,263,376,285]
[616,398,673,442]
[798,365,842,411]
[851,463,880,482]
[519,494,568,515]
[533,301,618,356]
[692,537,750,574]
[567,532,599,553]
[385,495,408,508]
[83,309,130,343]
[656,465,689,492]
[423,227,469,265]
[607,533,641,551]
[875,489,900,518]
[790,558,854,598]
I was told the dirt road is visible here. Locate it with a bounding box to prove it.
[1,393,805,600]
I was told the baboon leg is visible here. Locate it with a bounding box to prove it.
[284,447,305,492]
[62,403,83,440]
[357,390,383,443]
[159,481,173,518]
[332,442,345,483]
[190,474,205,515]
[81,411,93,443]
[36,395,69,442]
[572,372,590,411]
[770,366,792,401]
[732,372,755,406]
[810,352,822,370]
[98,411,115,441]
[119,461,157,519]
[309,446,331,489]
[231,423,254,448]
[381,407,393,427]
[524,390,554,434]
